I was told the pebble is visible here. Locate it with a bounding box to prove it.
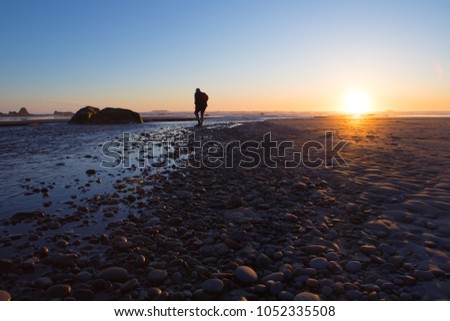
[354,253,371,264]
[346,290,363,300]
[135,255,146,267]
[46,284,72,298]
[431,268,445,278]
[37,246,49,257]
[228,195,243,208]
[148,269,168,285]
[321,285,334,296]
[293,182,307,190]
[235,266,258,284]
[273,251,283,260]
[255,253,273,267]
[362,284,380,292]
[328,261,343,273]
[182,290,193,299]
[260,272,285,283]
[381,282,395,291]
[399,293,413,300]
[75,271,92,282]
[199,245,214,256]
[284,213,298,222]
[170,291,185,300]
[270,282,284,296]
[98,267,128,282]
[35,277,53,289]
[56,239,68,248]
[278,291,294,300]
[201,279,224,294]
[254,284,266,294]
[303,268,317,276]
[309,257,328,270]
[224,208,255,224]
[305,245,327,255]
[404,275,416,286]
[224,238,241,250]
[154,291,169,301]
[148,287,162,299]
[333,282,345,294]
[294,292,320,301]
[360,245,377,254]
[345,203,359,214]
[345,261,362,273]
[0,290,11,301]
[193,289,214,300]
[49,221,61,229]
[90,279,106,290]
[171,272,183,284]
[0,259,13,273]
[52,253,78,267]
[306,278,319,289]
[73,289,94,301]
[414,270,435,281]
[378,243,395,255]
[121,279,140,293]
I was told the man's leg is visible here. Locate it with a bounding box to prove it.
[194,109,201,126]
[200,110,205,126]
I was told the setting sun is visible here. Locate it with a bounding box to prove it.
[342,89,373,115]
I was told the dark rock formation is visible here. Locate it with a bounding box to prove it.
[91,107,143,124]
[68,106,100,124]
[69,106,143,125]
[2,107,31,117]
[18,107,30,116]
[54,111,74,117]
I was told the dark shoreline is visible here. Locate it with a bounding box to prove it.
[0,116,197,127]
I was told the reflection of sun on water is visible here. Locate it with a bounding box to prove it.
[342,89,373,115]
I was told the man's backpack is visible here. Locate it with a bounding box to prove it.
[202,92,209,103]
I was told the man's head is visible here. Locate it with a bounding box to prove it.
[196,88,201,92]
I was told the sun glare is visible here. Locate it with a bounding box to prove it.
[342,89,373,115]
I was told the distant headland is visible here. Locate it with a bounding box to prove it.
[0,107,31,117]
[0,107,74,118]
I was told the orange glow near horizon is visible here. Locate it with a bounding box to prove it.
[341,89,374,115]
[2,86,450,114]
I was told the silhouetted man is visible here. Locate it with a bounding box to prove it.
[194,88,208,127]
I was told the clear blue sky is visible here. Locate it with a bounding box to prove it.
[1,0,449,113]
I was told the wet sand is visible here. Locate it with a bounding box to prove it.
[1,116,449,300]
[0,116,196,127]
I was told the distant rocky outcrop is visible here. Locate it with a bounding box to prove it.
[1,107,32,117]
[69,106,143,125]
[18,107,30,116]
[53,111,74,117]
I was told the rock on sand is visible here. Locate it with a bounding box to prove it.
[235,266,258,284]
[98,267,129,281]
[201,279,224,294]
[294,292,321,301]
[0,290,11,301]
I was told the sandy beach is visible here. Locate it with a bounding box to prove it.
[1,116,449,301]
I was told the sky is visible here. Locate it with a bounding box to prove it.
[1,0,449,113]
